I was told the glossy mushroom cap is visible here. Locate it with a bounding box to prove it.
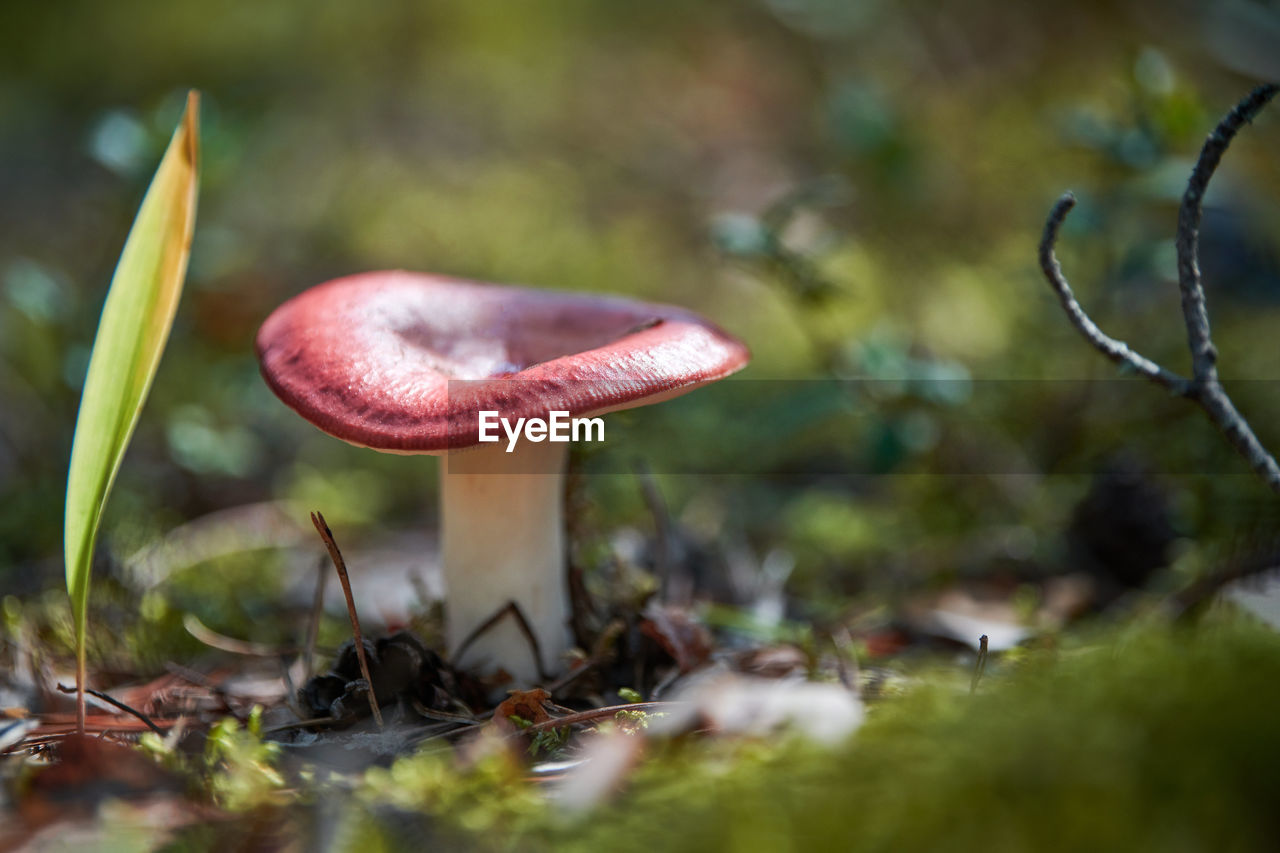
[256,271,750,452]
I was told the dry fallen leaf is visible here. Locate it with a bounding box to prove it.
[489,688,554,735]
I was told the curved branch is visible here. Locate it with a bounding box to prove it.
[1038,85,1280,496]
[1038,192,1191,395]
[1195,381,1280,492]
[1176,84,1279,380]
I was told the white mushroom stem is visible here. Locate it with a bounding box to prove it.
[441,439,571,684]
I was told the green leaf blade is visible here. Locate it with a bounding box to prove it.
[64,91,200,643]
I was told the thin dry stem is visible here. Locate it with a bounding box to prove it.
[1177,84,1279,378]
[55,683,164,736]
[452,600,551,683]
[521,701,680,734]
[1039,194,1192,395]
[970,634,989,694]
[311,511,383,727]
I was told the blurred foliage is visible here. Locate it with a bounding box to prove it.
[514,616,1280,853]
[2,0,1280,665]
[204,707,287,811]
[155,616,1280,850]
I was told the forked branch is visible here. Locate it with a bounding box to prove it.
[1038,84,1280,495]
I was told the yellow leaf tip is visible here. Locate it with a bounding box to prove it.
[181,91,200,167]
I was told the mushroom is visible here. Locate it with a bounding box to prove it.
[256,271,749,684]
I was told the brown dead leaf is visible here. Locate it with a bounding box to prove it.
[490,688,553,735]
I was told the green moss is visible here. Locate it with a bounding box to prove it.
[535,618,1280,852]
[328,618,1280,852]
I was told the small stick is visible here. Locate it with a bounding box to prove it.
[1038,193,1192,396]
[55,683,164,736]
[311,511,382,727]
[303,556,328,680]
[1175,84,1278,378]
[521,700,680,735]
[409,699,484,725]
[405,721,475,746]
[970,634,989,694]
[452,600,550,682]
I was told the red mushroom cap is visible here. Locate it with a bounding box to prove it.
[256,271,750,453]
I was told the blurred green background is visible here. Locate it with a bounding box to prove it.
[2,0,1279,656]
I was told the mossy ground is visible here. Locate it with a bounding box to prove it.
[539,617,1279,853]
[162,613,1278,852]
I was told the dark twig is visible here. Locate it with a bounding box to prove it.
[521,701,680,734]
[1039,194,1192,395]
[311,511,382,727]
[1176,84,1278,378]
[969,634,989,694]
[55,683,164,736]
[452,600,551,682]
[1039,85,1280,495]
[405,721,478,746]
[409,699,484,725]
